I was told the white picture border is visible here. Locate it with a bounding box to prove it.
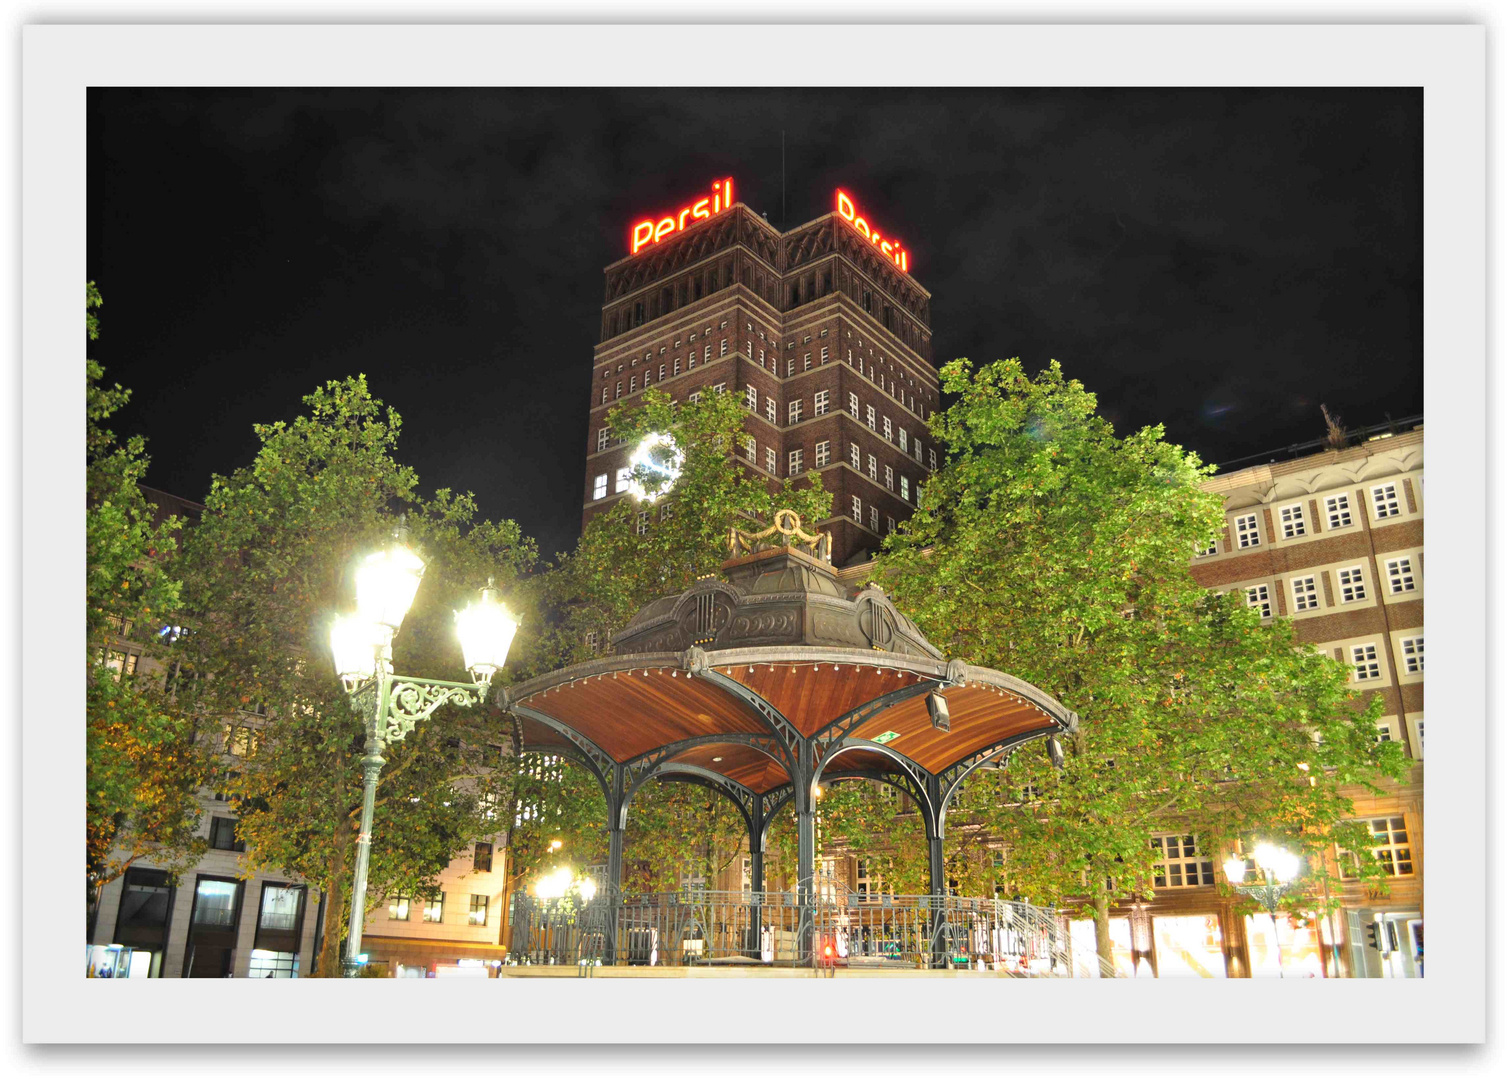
[19,20,1484,1046]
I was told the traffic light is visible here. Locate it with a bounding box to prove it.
[1364,922,1381,950]
[1364,919,1396,954]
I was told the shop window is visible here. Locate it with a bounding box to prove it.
[247,949,299,978]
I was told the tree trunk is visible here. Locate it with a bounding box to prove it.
[314,820,350,978]
[1093,883,1114,979]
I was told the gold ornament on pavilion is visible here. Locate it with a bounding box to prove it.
[727,508,832,562]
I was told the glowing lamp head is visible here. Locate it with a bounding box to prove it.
[626,432,684,502]
[454,578,519,689]
[533,866,573,900]
[330,613,381,691]
[355,523,427,632]
[1222,855,1249,886]
[1254,843,1301,884]
[576,877,598,904]
[549,839,563,853]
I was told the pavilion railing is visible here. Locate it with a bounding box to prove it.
[507,888,1088,975]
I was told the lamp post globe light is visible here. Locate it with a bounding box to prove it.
[1223,843,1303,978]
[328,518,519,976]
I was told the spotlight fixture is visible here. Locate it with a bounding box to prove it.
[926,690,951,732]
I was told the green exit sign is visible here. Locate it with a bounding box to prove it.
[872,731,901,745]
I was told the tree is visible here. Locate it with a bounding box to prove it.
[85,281,214,918]
[878,359,1408,971]
[176,375,536,975]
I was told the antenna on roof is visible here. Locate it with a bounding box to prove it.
[781,129,786,228]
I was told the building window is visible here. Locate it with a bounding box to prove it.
[814,390,830,415]
[688,391,701,403]
[600,388,607,405]
[870,505,879,532]
[765,398,777,425]
[851,496,862,524]
[1351,643,1381,681]
[1150,834,1215,887]
[712,383,726,395]
[1341,817,1414,877]
[886,516,896,534]
[659,363,666,380]
[422,892,444,923]
[1279,503,1307,538]
[592,473,607,500]
[388,894,410,921]
[899,428,908,452]
[867,454,877,481]
[789,400,803,425]
[1400,635,1424,674]
[866,405,876,430]
[746,385,758,411]
[636,510,649,536]
[674,357,681,376]
[615,381,622,400]
[583,631,599,655]
[804,352,812,371]
[1291,575,1319,612]
[884,465,894,491]
[615,467,631,494]
[765,447,777,474]
[787,357,796,377]
[849,443,860,470]
[1414,718,1425,755]
[208,816,245,853]
[815,440,830,467]
[469,895,489,926]
[788,449,804,477]
[1194,537,1218,557]
[630,375,637,392]
[882,416,893,442]
[1337,566,1368,603]
[1325,493,1353,529]
[1371,483,1401,519]
[192,878,240,928]
[704,344,712,362]
[104,650,140,678]
[820,345,829,362]
[259,885,301,931]
[929,448,937,471]
[474,841,493,873]
[900,476,910,502]
[1244,584,1271,619]
[1234,513,1261,548]
[848,392,859,416]
[1386,556,1417,593]
[744,434,757,461]
[720,338,728,356]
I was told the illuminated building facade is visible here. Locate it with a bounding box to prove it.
[582,182,940,568]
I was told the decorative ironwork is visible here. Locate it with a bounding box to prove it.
[809,678,942,753]
[728,508,832,563]
[382,678,485,744]
[683,647,801,767]
[936,729,1058,830]
[503,699,614,793]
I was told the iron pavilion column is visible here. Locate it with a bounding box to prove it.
[794,739,816,962]
[923,772,949,969]
[605,762,626,965]
[746,796,766,958]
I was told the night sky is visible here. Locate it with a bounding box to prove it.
[87,88,1422,560]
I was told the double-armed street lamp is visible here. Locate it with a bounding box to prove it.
[1224,843,1302,978]
[328,519,519,976]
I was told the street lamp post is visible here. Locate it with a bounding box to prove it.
[328,520,519,977]
[1224,843,1302,979]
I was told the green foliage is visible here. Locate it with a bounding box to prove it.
[504,754,607,886]
[623,779,749,893]
[85,281,213,892]
[877,359,1409,929]
[176,374,536,974]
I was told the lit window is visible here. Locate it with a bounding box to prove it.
[1400,635,1424,674]
[789,400,803,425]
[788,449,804,477]
[1386,556,1416,594]
[592,474,607,500]
[851,496,862,524]
[1244,584,1271,619]
[746,385,758,411]
[1150,834,1214,888]
[849,443,860,470]
[815,390,830,415]
[766,448,776,474]
[423,892,444,923]
[815,440,831,467]
[1340,817,1413,877]
[1279,503,1307,538]
[900,476,910,502]
[1291,575,1318,611]
[1351,643,1381,681]
[615,467,631,494]
[1338,566,1368,603]
[1371,483,1401,519]
[388,895,410,921]
[469,894,489,926]
[1234,513,1261,548]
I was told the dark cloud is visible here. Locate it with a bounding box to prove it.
[87,87,1421,559]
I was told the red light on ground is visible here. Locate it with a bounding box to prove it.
[835,189,910,272]
[630,178,734,255]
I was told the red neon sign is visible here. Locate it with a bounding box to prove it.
[835,190,910,273]
[630,178,735,255]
